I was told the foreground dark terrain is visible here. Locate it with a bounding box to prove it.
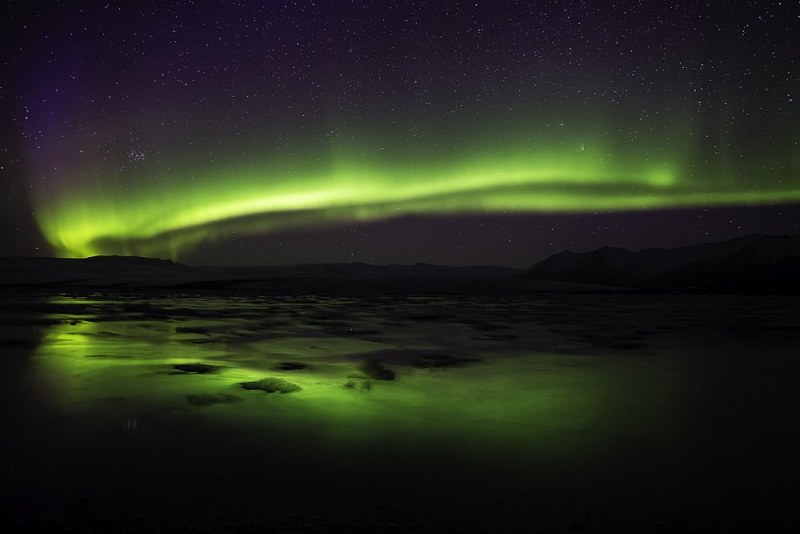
[2,283,799,532]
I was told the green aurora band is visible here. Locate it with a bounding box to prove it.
[32,141,800,259]
[17,1,800,261]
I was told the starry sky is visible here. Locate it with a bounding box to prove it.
[1,1,798,266]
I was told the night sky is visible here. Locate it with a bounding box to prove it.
[2,1,798,266]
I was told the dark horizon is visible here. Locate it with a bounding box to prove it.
[3,208,800,268]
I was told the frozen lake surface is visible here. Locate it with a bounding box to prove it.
[2,290,799,532]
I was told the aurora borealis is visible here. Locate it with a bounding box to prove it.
[3,1,799,263]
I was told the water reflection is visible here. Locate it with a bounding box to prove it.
[3,291,799,531]
[26,294,663,454]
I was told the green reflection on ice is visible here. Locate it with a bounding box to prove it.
[30,294,666,462]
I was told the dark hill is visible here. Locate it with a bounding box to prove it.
[520,234,800,292]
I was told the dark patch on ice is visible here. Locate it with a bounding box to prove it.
[259,319,290,328]
[413,353,479,369]
[323,326,384,338]
[472,333,521,341]
[187,393,242,406]
[74,330,119,337]
[344,379,372,391]
[172,363,220,374]
[469,322,512,331]
[272,361,309,371]
[175,326,210,334]
[240,377,301,393]
[307,319,350,328]
[359,359,395,380]
[402,313,456,322]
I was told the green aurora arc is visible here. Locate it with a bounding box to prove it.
[15,1,800,261]
[32,138,800,259]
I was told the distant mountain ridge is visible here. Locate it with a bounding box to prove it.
[3,234,799,293]
[520,234,800,291]
[0,256,535,293]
